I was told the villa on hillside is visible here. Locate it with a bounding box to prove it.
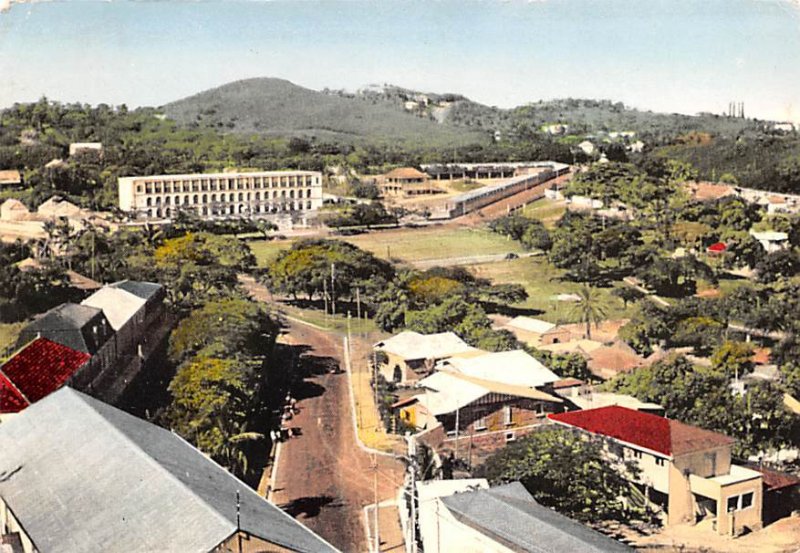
[549,406,764,536]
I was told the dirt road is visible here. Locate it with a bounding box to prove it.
[270,318,405,553]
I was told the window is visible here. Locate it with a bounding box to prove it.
[475,415,487,431]
[503,405,513,426]
[505,432,515,442]
[727,492,755,512]
[655,457,665,467]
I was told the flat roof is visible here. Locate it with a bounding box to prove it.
[120,170,320,181]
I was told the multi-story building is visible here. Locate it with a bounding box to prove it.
[549,406,764,536]
[118,170,323,221]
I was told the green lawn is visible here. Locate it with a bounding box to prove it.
[469,256,635,324]
[520,198,567,228]
[250,226,525,267]
[281,304,379,335]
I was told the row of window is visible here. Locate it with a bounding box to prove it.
[143,189,314,207]
[144,202,313,218]
[136,176,318,195]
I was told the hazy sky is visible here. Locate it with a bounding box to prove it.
[1,0,799,121]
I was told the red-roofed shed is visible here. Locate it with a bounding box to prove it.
[707,242,727,254]
[1,338,90,405]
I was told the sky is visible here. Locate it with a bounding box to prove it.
[1,0,799,122]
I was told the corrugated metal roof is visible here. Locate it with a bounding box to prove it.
[108,280,163,301]
[375,331,477,360]
[0,388,339,553]
[82,287,146,330]
[441,482,633,552]
[440,350,560,389]
[18,303,113,354]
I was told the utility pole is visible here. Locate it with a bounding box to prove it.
[323,277,329,315]
[356,287,362,321]
[454,407,460,462]
[405,432,418,553]
[372,454,380,553]
[331,262,336,315]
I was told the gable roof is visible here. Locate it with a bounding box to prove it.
[0,388,339,553]
[0,372,28,413]
[549,406,734,457]
[586,342,646,378]
[416,371,490,415]
[441,482,633,553]
[82,287,146,330]
[505,316,556,335]
[18,303,112,354]
[108,279,163,301]
[0,338,90,406]
[375,331,477,361]
[440,350,559,389]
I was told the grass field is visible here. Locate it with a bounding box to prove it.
[250,226,525,267]
[469,256,635,324]
[520,198,567,228]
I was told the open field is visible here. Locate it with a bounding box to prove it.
[468,256,635,324]
[250,226,524,267]
[520,198,567,228]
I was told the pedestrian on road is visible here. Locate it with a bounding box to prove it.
[290,397,298,414]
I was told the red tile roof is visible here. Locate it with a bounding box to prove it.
[747,465,800,491]
[549,405,734,457]
[707,242,727,253]
[1,338,90,404]
[385,167,428,180]
[0,372,28,413]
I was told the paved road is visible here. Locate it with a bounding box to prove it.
[267,315,404,552]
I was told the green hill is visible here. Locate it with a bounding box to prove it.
[162,78,487,147]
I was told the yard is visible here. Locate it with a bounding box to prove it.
[249,226,525,267]
[468,256,636,324]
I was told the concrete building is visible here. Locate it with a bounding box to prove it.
[379,167,440,197]
[374,331,480,385]
[550,406,764,536]
[118,170,323,221]
[417,480,633,553]
[81,287,147,357]
[0,387,339,553]
[0,170,22,188]
[68,142,103,156]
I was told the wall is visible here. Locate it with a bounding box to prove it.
[716,479,763,536]
[674,446,732,479]
[0,497,36,553]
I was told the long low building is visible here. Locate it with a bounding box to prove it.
[118,170,323,220]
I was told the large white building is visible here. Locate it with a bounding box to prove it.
[118,170,323,220]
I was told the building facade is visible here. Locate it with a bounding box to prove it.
[118,170,323,220]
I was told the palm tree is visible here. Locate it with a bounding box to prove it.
[570,285,608,341]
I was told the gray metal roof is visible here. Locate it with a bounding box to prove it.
[108,280,164,301]
[441,482,633,553]
[17,303,113,354]
[0,388,339,553]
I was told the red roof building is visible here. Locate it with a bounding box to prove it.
[549,405,734,457]
[0,372,28,414]
[707,242,727,254]
[0,338,90,408]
